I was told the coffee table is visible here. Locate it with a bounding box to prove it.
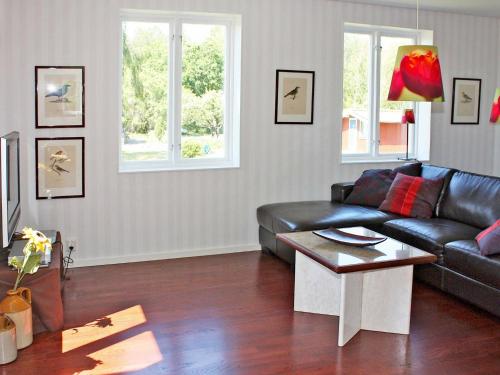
[277,227,437,346]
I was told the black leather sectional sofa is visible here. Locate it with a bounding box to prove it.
[257,164,500,317]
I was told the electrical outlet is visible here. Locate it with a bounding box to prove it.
[67,238,78,252]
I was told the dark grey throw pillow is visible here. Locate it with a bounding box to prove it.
[344,162,422,207]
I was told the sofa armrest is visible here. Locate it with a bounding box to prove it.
[331,182,355,203]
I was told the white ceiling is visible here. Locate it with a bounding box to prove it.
[345,0,500,18]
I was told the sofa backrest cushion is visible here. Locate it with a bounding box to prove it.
[421,164,456,216]
[439,171,500,229]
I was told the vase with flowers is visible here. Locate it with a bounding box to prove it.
[0,228,51,349]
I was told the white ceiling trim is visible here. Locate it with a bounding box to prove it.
[340,0,500,18]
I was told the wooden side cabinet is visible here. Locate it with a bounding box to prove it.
[0,232,64,332]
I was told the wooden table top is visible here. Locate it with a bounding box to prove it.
[277,227,437,273]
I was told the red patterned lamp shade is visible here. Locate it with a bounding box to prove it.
[490,88,500,123]
[401,109,415,124]
[388,45,444,102]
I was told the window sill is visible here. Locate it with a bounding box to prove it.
[341,157,429,165]
[119,160,240,174]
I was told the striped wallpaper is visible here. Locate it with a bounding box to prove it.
[495,28,500,176]
[0,0,499,266]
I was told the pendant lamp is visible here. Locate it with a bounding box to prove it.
[388,0,444,102]
[387,0,445,160]
[489,88,500,123]
[387,45,444,102]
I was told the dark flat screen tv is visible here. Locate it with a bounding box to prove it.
[0,131,20,248]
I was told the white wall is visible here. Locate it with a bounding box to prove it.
[495,133,500,175]
[494,26,500,176]
[0,0,498,266]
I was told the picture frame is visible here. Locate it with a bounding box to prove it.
[35,137,85,199]
[451,78,481,125]
[35,66,85,128]
[275,69,315,124]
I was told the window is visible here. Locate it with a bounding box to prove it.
[120,11,241,172]
[342,24,431,161]
[348,118,357,129]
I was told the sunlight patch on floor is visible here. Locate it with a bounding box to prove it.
[62,305,147,353]
[80,331,163,374]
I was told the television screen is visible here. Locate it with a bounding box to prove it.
[1,131,20,248]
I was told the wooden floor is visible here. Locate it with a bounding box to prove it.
[2,251,499,374]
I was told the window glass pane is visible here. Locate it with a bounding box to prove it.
[181,24,226,159]
[342,32,371,155]
[379,36,414,155]
[121,21,169,161]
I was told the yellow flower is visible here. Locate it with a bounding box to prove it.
[22,227,35,240]
[21,227,51,254]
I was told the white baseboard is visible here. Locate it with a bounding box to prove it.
[72,244,262,268]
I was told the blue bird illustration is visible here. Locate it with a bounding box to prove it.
[45,84,71,102]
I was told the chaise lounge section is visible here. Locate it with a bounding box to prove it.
[257,164,500,317]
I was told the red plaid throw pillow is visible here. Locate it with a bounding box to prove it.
[476,220,500,256]
[379,173,443,218]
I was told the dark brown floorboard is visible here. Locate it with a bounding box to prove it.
[1,251,499,374]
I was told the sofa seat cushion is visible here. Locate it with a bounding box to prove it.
[444,240,500,290]
[256,201,400,233]
[381,218,482,257]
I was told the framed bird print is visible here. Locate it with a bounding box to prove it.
[35,66,85,128]
[275,69,315,124]
[35,137,85,199]
[451,78,481,125]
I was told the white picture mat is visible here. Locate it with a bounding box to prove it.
[36,68,83,126]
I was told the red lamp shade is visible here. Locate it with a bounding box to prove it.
[402,109,415,124]
[490,88,500,123]
[388,45,444,102]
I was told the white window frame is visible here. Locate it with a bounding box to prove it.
[119,10,241,173]
[342,23,432,163]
